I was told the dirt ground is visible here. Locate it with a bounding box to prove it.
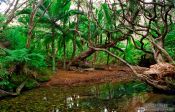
[44,65,147,86]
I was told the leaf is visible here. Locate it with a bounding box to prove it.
[150,30,158,38]
[76,39,83,51]
[102,3,112,29]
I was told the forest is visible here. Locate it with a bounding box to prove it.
[0,0,175,111]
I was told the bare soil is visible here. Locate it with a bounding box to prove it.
[44,65,147,86]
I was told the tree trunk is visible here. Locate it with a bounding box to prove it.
[63,36,66,69]
[153,39,164,63]
[70,0,79,63]
[149,37,174,64]
[72,37,76,56]
[106,32,111,65]
[26,0,43,48]
[93,36,98,67]
[68,30,132,67]
[68,41,116,66]
[26,2,36,48]
[51,26,56,71]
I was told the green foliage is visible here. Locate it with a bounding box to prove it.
[0,14,6,27]
[0,0,175,94]
[3,26,27,49]
[36,68,53,82]
[124,39,144,65]
[10,74,27,84]
[25,79,38,89]
[1,48,46,68]
[0,48,46,90]
[0,68,12,89]
[165,24,175,59]
[112,81,151,98]
[102,3,112,29]
[98,80,151,100]
[128,0,139,17]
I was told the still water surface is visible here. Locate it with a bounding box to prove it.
[0,81,175,112]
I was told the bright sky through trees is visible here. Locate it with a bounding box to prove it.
[0,0,153,13]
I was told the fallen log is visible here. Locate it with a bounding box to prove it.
[144,63,175,79]
[142,63,175,91]
[0,79,27,97]
[67,30,132,69]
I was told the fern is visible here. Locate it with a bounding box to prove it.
[124,38,144,65]
[1,48,46,68]
[0,67,12,89]
[3,26,27,49]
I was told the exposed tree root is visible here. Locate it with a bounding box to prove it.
[90,46,175,91]
[143,63,175,91]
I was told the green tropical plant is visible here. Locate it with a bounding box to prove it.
[124,39,144,65]
[0,48,46,90]
[1,48,45,68]
[18,0,82,71]
[165,24,175,59]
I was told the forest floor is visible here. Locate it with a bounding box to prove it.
[44,65,147,86]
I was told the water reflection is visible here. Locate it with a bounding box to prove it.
[66,95,80,109]
[0,81,175,112]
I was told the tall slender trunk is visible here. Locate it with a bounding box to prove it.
[106,32,111,65]
[100,33,103,44]
[71,37,76,59]
[26,2,35,48]
[26,0,42,48]
[63,36,66,69]
[88,0,93,66]
[88,0,92,43]
[51,26,56,71]
[71,0,80,60]
[93,36,98,67]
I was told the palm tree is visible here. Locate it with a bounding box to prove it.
[17,0,79,71]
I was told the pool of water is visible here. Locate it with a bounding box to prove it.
[0,81,175,112]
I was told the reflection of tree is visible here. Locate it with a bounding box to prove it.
[0,82,156,112]
[61,81,150,111]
